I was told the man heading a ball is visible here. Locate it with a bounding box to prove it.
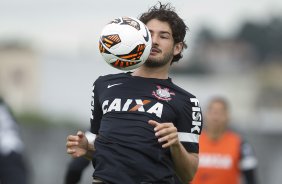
[66,2,202,184]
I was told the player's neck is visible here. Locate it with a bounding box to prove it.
[132,64,170,79]
[206,127,226,141]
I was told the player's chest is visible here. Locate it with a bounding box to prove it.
[98,80,179,120]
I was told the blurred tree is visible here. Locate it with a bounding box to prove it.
[237,17,282,62]
[196,27,216,43]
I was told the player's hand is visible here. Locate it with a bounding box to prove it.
[148,120,180,148]
[66,131,88,158]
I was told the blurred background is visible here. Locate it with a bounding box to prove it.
[0,0,281,183]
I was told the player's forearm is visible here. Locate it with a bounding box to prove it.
[170,142,199,183]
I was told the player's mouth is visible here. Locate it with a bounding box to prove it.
[150,47,161,55]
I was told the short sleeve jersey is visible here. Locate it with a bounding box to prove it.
[191,130,257,184]
[90,73,202,184]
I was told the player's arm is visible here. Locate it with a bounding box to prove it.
[240,140,258,184]
[84,131,97,160]
[85,80,103,159]
[148,97,202,183]
[66,131,95,160]
[170,142,199,182]
[66,81,102,160]
[148,121,199,183]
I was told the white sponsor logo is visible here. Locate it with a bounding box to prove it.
[102,98,163,118]
[190,98,202,133]
[107,83,123,88]
[199,153,233,169]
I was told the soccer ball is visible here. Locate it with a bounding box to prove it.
[99,17,152,71]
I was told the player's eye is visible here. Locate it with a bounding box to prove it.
[160,35,169,39]
[160,33,170,39]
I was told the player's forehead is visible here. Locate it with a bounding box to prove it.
[207,100,228,111]
[146,19,172,35]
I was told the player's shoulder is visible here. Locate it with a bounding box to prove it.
[94,72,128,84]
[168,82,202,112]
[170,81,198,99]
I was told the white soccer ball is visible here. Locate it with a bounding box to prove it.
[99,17,152,71]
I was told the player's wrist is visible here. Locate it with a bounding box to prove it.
[170,140,182,150]
[85,131,96,151]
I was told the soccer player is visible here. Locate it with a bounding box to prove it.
[66,2,202,184]
[191,97,258,184]
[0,97,28,184]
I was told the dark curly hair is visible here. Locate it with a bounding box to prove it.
[139,2,188,63]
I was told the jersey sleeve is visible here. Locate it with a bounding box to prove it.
[176,97,203,153]
[90,79,103,134]
[239,140,258,171]
[240,140,258,184]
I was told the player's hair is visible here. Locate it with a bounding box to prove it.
[139,2,188,63]
[207,97,230,111]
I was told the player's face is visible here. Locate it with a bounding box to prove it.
[205,101,229,131]
[145,19,182,67]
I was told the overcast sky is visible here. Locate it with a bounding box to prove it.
[0,0,282,54]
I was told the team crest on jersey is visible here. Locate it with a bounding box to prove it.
[152,86,175,102]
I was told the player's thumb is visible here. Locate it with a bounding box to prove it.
[148,120,159,127]
[77,131,84,138]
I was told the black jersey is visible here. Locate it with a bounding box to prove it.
[90,72,202,184]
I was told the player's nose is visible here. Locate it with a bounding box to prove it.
[151,34,160,45]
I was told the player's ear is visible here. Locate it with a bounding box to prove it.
[173,42,183,56]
